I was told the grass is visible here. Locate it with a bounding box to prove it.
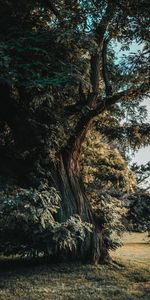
[110,232,150,267]
[0,233,149,300]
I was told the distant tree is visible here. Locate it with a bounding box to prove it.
[126,162,150,234]
[131,162,150,191]
[0,0,150,263]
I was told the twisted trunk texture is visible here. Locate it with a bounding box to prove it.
[49,132,103,263]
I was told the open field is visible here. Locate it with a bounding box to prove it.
[0,233,149,300]
[111,232,150,266]
[121,232,149,244]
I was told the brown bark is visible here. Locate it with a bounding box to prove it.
[52,149,103,264]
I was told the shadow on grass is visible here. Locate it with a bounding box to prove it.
[0,256,149,300]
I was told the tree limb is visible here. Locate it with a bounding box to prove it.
[65,82,149,155]
[92,82,150,118]
[102,38,113,96]
[90,1,117,95]
[96,1,117,45]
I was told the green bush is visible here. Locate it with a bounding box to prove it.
[0,186,92,257]
[91,193,127,251]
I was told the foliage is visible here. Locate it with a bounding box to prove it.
[124,162,150,233]
[81,128,136,192]
[96,113,150,152]
[92,193,127,250]
[131,162,150,190]
[127,192,150,233]
[0,186,92,256]
[51,215,93,254]
[0,0,149,171]
[81,128,134,252]
[0,1,149,164]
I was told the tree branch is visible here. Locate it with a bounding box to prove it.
[102,38,113,96]
[90,54,100,94]
[90,1,117,95]
[65,82,149,155]
[96,1,117,44]
[92,82,150,118]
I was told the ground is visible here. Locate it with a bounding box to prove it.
[0,233,149,300]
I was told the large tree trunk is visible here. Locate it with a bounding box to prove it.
[48,146,103,264]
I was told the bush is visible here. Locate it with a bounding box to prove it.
[91,192,127,251]
[0,186,92,257]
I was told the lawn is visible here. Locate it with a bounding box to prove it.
[0,233,149,300]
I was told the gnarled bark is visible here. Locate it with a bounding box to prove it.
[50,149,103,264]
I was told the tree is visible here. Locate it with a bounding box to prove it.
[131,162,150,191]
[0,0,149,263]
[126,162,150,233]
[127,191,150,233]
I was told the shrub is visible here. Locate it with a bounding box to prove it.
[91,192,127,252]
[0,186,92,257]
